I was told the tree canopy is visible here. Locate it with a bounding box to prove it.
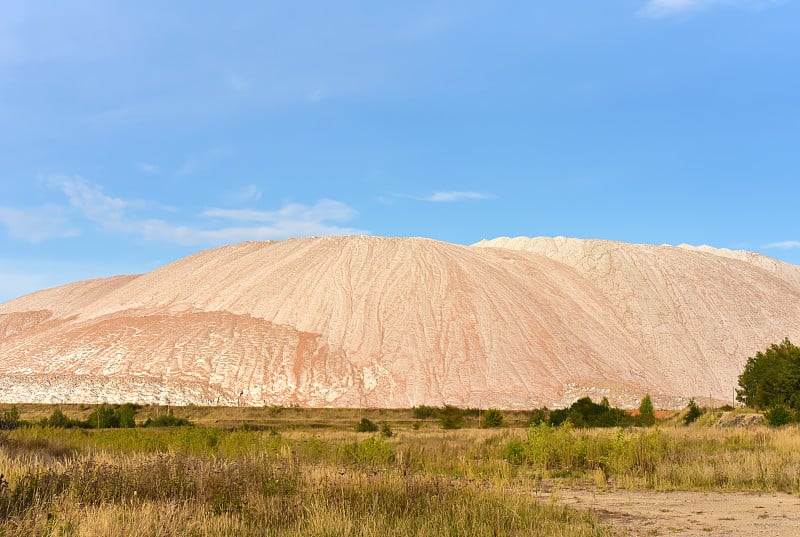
[638,394,655,426]
[736,338,800,411]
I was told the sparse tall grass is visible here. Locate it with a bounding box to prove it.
[0,429,609,537]
[502,423,800,492]
[2,412,800,536]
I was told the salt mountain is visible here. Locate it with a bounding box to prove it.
[1,236,798,409]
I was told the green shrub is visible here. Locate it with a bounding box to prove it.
[439,405,465,430]
[380,422,393,437]
[481,408,504,428]
[338,435,394,465]
[765,404,795,427]
[502,438,525,465]
[355,418,378,432]
[524,422,587,471]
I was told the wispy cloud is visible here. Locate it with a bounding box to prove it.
[0,205,78,242]
[425,191,493,202]
[205,200,357,223]
[197,200,365,243]
[639,0,782,17]
[391,191,494,203]
[35,176,366,246]
[765,240,800,249]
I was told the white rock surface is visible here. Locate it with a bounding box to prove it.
[0,235,798,408]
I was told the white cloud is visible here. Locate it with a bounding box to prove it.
[0,205,78,242]
[205,199,357,223]
[765,240,800,249]
[40,175,366,246]
[423,191,494,202]
[49,175,128,229]
[135,218,367,246]
[639,0,781,17]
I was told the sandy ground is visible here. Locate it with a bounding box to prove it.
[546,488,800,536]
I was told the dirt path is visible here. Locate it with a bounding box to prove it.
[546,488,800,536]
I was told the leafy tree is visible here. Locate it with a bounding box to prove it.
[439,405,465,429]
[116,403,137,428]
[737,338,800,410]
[481,408,504,428]
[638,394,656,426]
[355,417,378,432]
[86,405,120,429]
[683,399,702,425]
[548,407,569,426]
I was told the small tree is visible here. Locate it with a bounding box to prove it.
[683,399,702,425]
[46,408,72,428]
[481,408,504,428]
[638,394,656,426]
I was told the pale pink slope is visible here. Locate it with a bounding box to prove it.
[473,236,800,403]
[1,235,798,408]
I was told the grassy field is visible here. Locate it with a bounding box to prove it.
[1,404,798,536]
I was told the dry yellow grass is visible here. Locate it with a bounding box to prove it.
[2,404,799,536]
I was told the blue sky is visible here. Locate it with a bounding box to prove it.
[1,0,799,302]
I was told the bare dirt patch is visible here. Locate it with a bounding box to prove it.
[546,488,800,536]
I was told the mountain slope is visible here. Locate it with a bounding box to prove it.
[1,235,798,408]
